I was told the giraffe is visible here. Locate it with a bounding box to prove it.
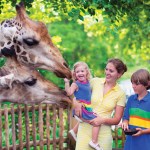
[0,2,72,105]
[0,2,71,79]
[0,56,71,104]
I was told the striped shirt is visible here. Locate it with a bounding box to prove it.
[123,92,150,150]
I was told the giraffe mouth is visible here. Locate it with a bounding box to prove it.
[54,71,69,79]
[50,69,72,79]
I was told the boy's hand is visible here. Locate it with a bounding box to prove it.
[132,128,143,136]
[121,120,129,131]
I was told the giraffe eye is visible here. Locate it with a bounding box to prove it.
[23,38,39,46]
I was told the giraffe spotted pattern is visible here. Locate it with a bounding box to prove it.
[0,2,72,104]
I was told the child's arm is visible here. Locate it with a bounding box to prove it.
[64,78,77,96]
[140,128,150,134]
[133,128,150,136]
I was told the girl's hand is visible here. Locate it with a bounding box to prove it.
[64,78,70,83]
[121,120,129,131]
[89,116,104,127]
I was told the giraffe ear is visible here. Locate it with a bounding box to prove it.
[1,47,16,57]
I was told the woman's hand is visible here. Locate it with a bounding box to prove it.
[73,98,82,117]
[89,116,104,127]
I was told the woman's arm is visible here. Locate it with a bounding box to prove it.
[73,97,83,117]
[90,105,124,126]
[64,78,77,96]
[104,105,124,125]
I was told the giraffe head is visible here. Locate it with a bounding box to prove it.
[0,57,72,105]
[0,2,71,79]
[0,78,72,105]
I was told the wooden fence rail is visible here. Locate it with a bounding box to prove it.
[0,103,71,150]
[112,126,125,149]
[0,103,125,150]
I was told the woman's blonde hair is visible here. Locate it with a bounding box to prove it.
[131,69,150,90]
[72,61,92,81]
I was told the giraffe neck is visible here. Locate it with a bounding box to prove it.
[0,2,72,105]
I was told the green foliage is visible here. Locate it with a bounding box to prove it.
[0,58,6,67]
[5,0,34,8]
[49,20,110,76]
[112,127,124,148]
[0,0,149,86]
[38,69,64,88]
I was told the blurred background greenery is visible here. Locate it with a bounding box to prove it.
[0,0,150,89]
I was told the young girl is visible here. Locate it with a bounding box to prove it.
[122,69,150,150]
[64,61,103,150]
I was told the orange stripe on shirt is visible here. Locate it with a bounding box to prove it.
[130,115,150,121]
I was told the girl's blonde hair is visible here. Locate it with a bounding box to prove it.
[131,69,150,90]
[72,61,92,81]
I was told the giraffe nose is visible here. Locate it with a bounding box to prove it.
[1,47,16,57]
[54,70,72,79]
[63,62,69,68]
[54,71,65,78]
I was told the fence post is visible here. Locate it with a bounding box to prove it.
[4,105,9,150]
[11,104,16,150]
[0,104,2,150]
[32,105,37,150]
[46,104,50,149]
[18,104,23,149]
[39,104,44,150]
[59,107,64,150]
[25,105,30,150]
[52,104,57,150]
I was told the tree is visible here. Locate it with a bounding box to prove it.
[0,0,150,80]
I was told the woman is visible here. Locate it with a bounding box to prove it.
[74,58,127,150]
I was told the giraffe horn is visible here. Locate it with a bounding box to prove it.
[15,2,28,21]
